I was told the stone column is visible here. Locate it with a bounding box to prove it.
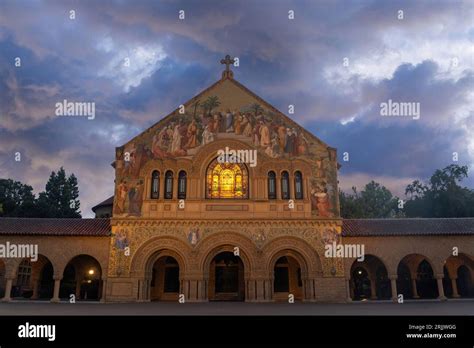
[369,278,377,300]
[1,278,14,302]
[100,279,107,303]
[276,174,281,200]
[288,172,294,199]
[349,279,355,299]
[50,277,62,303]
[264,279,272,301]
[411,278,420,299]
[346,278,352,302]
[75,278,82,299]
[31,279,39,300]
[451,277,460,298]
[246,279,256,301]
[389,275,398,302]
[181,276,208,302]
[173,176,178,201]
[303,278,316,302]
[436,274,447,300]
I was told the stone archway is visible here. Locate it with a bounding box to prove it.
[149,256,180,301]
[7,255,55,301]
[59,255,103,301]
[144,249,186,302]
[443,253,474,298]
[201,244,252,302]
[272,255,304,301]
[349,255,391,301]
[129,236,191,302]
[397,254,440,300]
[264,237,322,302]
[208,251,245,301]
[197,232,256,302]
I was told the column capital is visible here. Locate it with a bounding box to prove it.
[389,275,398,280]
[53,276,63,281]
[435,274,445,280]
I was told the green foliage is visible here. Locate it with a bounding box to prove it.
[0,179,36,217]
[340,165,474,218]
[0,167,81,218]
[249,103,264,116]
[339,181,400,218]
[404,165,474,217]
[36,167,81,218]
[200,96,220,116]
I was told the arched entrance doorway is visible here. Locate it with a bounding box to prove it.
[349,255,391,301]
[150,256,180,301]
[209,252,244,301]
[273,256,303,301]
[60,255,102,301]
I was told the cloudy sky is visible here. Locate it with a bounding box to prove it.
[0,0,473,217]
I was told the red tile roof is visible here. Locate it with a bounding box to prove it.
[0,218,111,236]
[342,218,474,236]
[0,217,473,237]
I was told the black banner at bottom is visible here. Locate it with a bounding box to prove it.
[0,315,472,346]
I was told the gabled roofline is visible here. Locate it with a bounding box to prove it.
[118,78,225,150]
[118,74,334,152]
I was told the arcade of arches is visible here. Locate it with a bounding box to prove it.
[347,252,474,302]
[1,235,472,303]
[0,253,105,302]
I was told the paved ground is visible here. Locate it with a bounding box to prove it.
[0,299,473,315]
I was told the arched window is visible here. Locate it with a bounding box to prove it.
[151,170,160,199]
[17,260,32,287]
[268,171,276,200]
[206,158,249,199]
[165,171,173,199]
[178,171,187,199]
[294,171,303,199]
[281,171,290,199]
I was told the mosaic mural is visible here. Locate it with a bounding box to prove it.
[113,94,339,218]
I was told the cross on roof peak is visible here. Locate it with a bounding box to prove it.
[220,54,235,80]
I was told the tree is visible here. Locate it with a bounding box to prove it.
[249,103,264,117]
[0,179,36,217]
[36,167,81,218]
[201,96,220,116]
[339,181,400,218]
[339,187,364,218]
[191,99,201,118]
[404,165,474,217]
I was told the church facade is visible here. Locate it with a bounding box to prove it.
[0,58,473,304]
